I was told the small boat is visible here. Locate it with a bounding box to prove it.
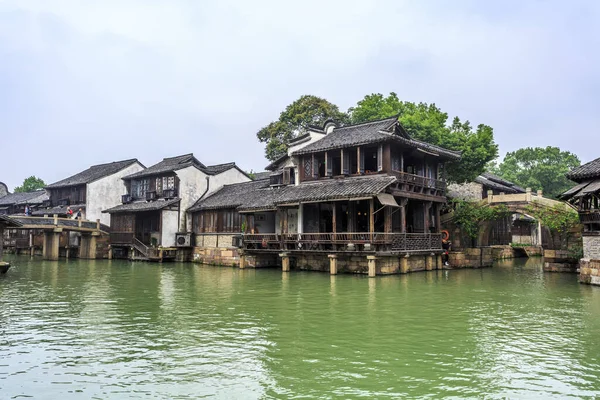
[0,261,10,274]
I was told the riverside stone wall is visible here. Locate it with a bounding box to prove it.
[583,235,600,260]
[579,259,600,285]
[448,247,493,268]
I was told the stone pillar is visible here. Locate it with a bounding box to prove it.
[367,255,377,277]
[426,253,434,271]
[526,187,532,202]
[436,254,443,269]
[487,190,493,204]
[80,233,99,259]
[279,252,290,272]
[400,255,409,274]
[108,246,113,260]
[328,254,338,275]
[537,189,543,197]
[43,229,61,261]
[239,251,246,269]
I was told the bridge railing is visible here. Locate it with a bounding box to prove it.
[9,216,109,233]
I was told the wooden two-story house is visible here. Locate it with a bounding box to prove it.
[189,116,461,275]
[562,157,600,286]
[104,153,250,259]
[34,159,145,225]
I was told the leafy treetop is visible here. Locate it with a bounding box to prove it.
[13,176,46,193]
[256,95,349,162]
[489,147,581,199]
[451,199,510,239]
[348,92,498,183]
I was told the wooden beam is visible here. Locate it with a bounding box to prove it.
[384,206,392,233]
[389,189,446,203]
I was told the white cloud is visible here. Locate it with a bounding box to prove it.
[0,0,598,189]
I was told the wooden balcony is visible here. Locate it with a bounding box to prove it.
[122,194,132,204]
[580,210,600,224]
[162,188,178,199]
[242,232,442,253]
[146,191,157,201]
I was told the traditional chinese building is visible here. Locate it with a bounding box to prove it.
[561,157,600,285]
[0,190,48,215]
[189,116,461,275]
[35,158,145,225]
[104,154,250,260]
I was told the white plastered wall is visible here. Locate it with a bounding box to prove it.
[161,209,179,247]
[176,166,209,231]
[86,162,145,225]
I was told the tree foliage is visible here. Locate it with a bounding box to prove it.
[257,95,349,161]
[525,203,579,249]
[13,176,46,193]
[348,92,498,183]
[451,199,510,239]
[490,147,581,199]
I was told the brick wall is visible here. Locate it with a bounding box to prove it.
[446,182,483,201]
[579,259,600,285]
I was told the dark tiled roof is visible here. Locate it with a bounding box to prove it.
[103,198,180,214]
[0,214,23,227]
[265,154,290,171]
[124,154,206,180]
[202,162,237,175]
[290,117,461,160]
[476,172,525,194]
[274,175,396,205]
[32,204,86,216]
[47,159,141,189]
[252,172,272,180]
[566,157,600,182]
[188,179,272,211]
[190,175,396,212]
[0,190,48,206]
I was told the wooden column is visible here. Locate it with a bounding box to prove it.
[384,206,392,233]
[423,202,431,233]
[356,147,361,174]
[369,198,375,240]
[332,202,337,235]
[400,199,407,233]
[400,152,404,172]
[348,201,356,232]
[311,154,316,179]
[435,203,441,233]
[0,227,3,262]
[328,254,338,275]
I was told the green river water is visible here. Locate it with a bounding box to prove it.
[1,256,600,399]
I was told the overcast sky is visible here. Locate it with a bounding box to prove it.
[1,0,598,190]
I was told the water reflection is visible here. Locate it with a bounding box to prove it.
[1,256,600,399]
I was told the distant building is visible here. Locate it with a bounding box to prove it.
[0,182,8,198]
[562,157,600,285]
[36,159,145,225]
[447,172,525,201]
[104,154,250,254]
[0,190,48,215]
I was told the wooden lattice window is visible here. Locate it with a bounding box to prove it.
[304,157,313,179]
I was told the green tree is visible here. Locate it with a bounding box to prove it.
[525,203,579,249]
[257,95,349,161]
[451,199,510,241]
[348,92,499,183]
[13,176,46,193]
[494,147,580,199]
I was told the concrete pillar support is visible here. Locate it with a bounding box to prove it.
[426,253,434,271]
[43,229,61,261]
[328,254,338,275]
[436,254,443,270]
[400,255,410,274]
[80,232,99,259]
[279,253,290,272]
[367,255,377,277]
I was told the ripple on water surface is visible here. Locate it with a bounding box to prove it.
[1,256,600,399]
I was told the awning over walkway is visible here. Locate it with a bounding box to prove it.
[376,193,400,208]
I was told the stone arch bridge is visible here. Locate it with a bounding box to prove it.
[6,215,110,260]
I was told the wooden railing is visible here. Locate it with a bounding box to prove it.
[580,211,600,224]
[132,237,149,258]
[242,232,442,253]
[391,171,446,191]
[110,232,134,244]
